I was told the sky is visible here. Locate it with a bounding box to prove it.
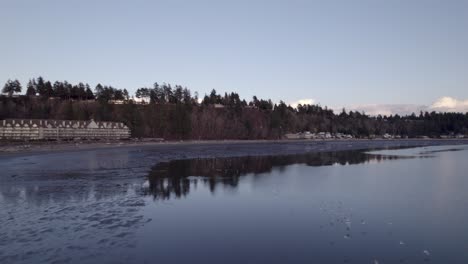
[1,0,468,114]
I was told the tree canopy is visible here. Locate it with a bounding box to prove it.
[1,77,468,140]
[2,79,22,97]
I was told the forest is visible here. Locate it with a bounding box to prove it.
[2,77,468,140]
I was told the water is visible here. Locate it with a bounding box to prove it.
[1,145,468,263]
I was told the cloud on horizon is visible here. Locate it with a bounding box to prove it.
[289,98,316,109]
[290,97,468,116]
[342,97,468,116]
[339,104,428,116]
[430,97,468,113]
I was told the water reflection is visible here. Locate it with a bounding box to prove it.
[146,151,405,200]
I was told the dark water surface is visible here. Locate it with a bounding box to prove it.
[1,144,468,263]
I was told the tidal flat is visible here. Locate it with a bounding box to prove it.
[1,139,468,263]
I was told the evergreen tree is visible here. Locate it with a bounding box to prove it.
[85,85,95,100]
[2,79,22,97]
[77,83,87,100]
[123,89,129,101]
[36,76,46,96]
[54,81,68,99]
[26,79,37,96]
[163,84,174,103]
[154,82,164,103]
[182,88,192,105]
[114,89,125,101]
[44,81,54,98]
[95,84,104,101]
[174,85,183,104]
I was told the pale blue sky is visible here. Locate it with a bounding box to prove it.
[1,0,468,108]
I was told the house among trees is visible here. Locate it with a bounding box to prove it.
[0,119,130,140]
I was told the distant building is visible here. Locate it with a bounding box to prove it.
[383,133,393,139]
[284,133,301,139]
[0,119,130,140]
[285,131,354,140]
[302,131,313,139]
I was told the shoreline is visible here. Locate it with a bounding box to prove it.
[1,138,468,159]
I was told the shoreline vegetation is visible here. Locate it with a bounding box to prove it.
[2,77,468,141]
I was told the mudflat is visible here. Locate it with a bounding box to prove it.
[1,138,468,158]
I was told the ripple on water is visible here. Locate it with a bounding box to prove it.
[0,196,149,264]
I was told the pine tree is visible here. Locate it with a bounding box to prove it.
[123,89,129,101]
[77,83,86,100]
[85,84,95,100]
[26,79,37,96]
[45,81,54,98]
[36,76,46,96]
[2,79,22,97]
[54,81,68,99]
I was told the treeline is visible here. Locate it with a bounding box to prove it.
[135,83,196,105]
[1,77,468,139]
[2,77,129,102]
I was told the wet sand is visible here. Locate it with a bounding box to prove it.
[1,138,468,159]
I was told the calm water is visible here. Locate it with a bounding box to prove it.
[1,145,468,263]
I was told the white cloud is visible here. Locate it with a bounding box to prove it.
[336,96,468,116]
[289,98,316,108]
[430,96,468,112]
[340,104,427,116]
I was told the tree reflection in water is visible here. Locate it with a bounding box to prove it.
[145,151,406,200]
